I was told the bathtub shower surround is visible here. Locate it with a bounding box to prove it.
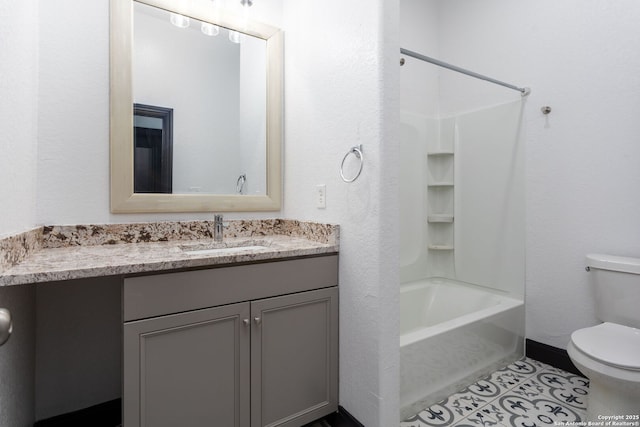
[399,279,524,420]
[399,98,525,418]
[400,100,524,290]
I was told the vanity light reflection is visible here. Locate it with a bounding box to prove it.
[201,22,220,36]
[169,13,190,28]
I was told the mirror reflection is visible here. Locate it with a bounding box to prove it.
[133,2,267,196]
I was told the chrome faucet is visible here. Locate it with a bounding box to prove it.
[214,214,224,242]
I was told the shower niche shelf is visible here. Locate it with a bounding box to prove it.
[427,215,454,223]
[427,245,454,251]
[426,148,455,259]
[427,151,454,157]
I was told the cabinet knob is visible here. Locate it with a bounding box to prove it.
[0,308,12,347]
[254,317,261,325]
[243,318,250,327]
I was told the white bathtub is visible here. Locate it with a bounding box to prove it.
[400,278,524,420]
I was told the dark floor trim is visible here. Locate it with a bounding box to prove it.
[33,399,121,427]
[321,406,365,427]
[338,406,364,427]
[36,399,362,427]
[526,338,581,376]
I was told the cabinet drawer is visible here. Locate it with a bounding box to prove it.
[124,255,338,321]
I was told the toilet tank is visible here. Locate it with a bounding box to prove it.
[586,254,640,329]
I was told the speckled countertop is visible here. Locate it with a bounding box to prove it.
[0,219,339,286]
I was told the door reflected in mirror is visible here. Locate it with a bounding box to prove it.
[133,2,267,196]
[134,104,173,194]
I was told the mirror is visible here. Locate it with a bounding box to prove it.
[110,0,283,213]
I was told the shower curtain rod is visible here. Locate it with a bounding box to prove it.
[400,48,531,97]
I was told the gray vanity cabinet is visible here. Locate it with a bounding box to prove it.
[123,255,339,427]
[123,303,251,427]
[251,287,338,427]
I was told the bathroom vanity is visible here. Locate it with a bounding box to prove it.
[124,257,338,427]
[0,219,339,427]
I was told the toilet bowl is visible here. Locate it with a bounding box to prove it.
[568,323,640,418]
[567,254,640,418]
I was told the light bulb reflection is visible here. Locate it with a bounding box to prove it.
[170,13,190,28]
[201,22,220,36]
[228,30,241,43]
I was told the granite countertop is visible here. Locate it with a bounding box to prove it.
[0,219,339,286]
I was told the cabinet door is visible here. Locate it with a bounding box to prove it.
[251,287,338,427]
[124,303,250,427]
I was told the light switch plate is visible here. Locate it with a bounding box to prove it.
[316,185,326,209]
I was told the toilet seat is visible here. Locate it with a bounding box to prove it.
[571,322,640,371]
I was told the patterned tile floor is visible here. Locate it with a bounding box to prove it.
[401,357,589,427]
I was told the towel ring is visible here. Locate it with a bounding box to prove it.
[340,145,364,183]
[236,174,246,194]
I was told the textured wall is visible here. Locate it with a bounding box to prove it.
[0,1,38,425]
[400,0,440,118]
[436,0,640,349]
[281,0,400,425]
[0,0,39,238]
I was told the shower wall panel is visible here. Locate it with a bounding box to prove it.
[400,112,438,283]
[454,100,525,297]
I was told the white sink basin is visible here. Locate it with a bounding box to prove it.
[183,245,269,256]
[179,240,271,256]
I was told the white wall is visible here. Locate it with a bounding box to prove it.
[400,0,440,118]
[0,0,39,238]
[281,0,399,425]
[0,1,39,425]
[37,0,113,225]
[437,0,640,349]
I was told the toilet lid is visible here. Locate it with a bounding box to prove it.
[571,322,640,370]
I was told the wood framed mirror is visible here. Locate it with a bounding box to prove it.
[110,0,282,213]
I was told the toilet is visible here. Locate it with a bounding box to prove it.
[567,254,640,418]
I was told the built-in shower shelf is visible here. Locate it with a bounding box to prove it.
[427,215,454,223]
[427,151,454,157]
[428,245,454,251]
[426,145,454,255]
